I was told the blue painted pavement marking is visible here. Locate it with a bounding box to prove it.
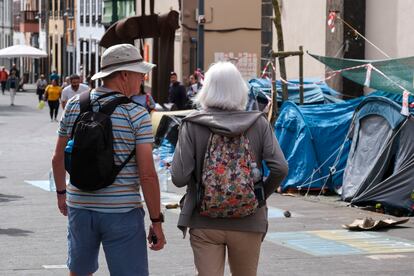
[25,180,53,192]
[267,207,285,218]
[266,231,363,256]
[266,230,414,256]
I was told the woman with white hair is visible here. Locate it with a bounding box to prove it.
[171,62,288,276]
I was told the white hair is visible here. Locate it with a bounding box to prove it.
[194,62,248,111]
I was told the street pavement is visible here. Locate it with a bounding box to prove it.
[1,89,413,276]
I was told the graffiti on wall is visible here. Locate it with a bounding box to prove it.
[214,52,258,80]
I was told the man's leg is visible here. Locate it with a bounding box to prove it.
[189,228,226,276]
[10,88,15,105]
[101,208,149,276]
[67,207,100,276]
[48,101,54,120]
[226,230,263,276]
[53,101,59,120]
[1,82,5,94]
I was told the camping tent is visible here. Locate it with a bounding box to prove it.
[248,78,343,111]
[0,45,47,58]
[275,97,364,192]
[341,96,414,214]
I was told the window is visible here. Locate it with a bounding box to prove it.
[60,0,64,17]
[102,0,135,25]
[80,0,84,24]
[54,0,58,16]
[86,0,90,24]
[117,0,135,20]
[92,0,96,25]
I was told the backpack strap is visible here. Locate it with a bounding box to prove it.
[112,149,136,177]
[79,91,92,113]
[100,96,132,115]
[98,94,137,175]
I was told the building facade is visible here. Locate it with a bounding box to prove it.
[48,0,64,78]
[273,0,414,80]
[0,0,13,67]
[181,0,262,81]
[76,0,105,82]
[13,0,40,82]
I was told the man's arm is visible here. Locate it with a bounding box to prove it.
[52,136,69,216]
[136,143,165,250]
[60,89,68,108]
[61,100,67,109]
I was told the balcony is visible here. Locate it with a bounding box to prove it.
[19,11,39,33]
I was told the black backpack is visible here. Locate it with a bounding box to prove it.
[65,91,136,191]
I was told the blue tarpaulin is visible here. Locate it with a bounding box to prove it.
[248,78,343,106]
[275,98,364,192]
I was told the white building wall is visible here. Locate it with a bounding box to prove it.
[273,0,326,79]
[366,0,414,59]
[0,0,13,66]
[76,0,105,79]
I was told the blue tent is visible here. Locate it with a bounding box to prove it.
[274,89,413,192]
[275,98,364,192]
[248,78,343,108]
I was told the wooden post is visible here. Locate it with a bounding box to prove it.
[272,0,288,101]
[270,59,278,125]
[299,46,304,105]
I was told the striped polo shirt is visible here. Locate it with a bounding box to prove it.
[58,86,153,213]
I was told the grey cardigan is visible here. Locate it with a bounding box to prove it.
[171,109,288,237]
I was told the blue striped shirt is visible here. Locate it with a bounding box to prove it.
[58,86,153,213]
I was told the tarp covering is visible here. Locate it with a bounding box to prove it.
[275,97,363,192]
[341,97,414,214]
[310,53,414,94]
[248,78,343,110]
[0,44,47,58]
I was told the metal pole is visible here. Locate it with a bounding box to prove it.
[63,6,67,78]
[299,46,304,105]
[197,0,204,71]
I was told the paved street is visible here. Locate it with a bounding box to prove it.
[1,90,414,276]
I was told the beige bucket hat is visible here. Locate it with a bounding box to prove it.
[91,44,155,80]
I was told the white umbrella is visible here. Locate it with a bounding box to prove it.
[0,44,47,58]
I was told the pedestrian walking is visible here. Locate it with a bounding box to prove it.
[6,71,18,106]
[168,72,188,110]
[61,76,70,89]
[35,74,48,102]
[0,67,8,95]
[9,63,20,79]
[51,43,165,276]
[60,74,90,109]
[171,62,288,276]
[44,79,62,121]
[49,70,60,83]
[186,73,202,98]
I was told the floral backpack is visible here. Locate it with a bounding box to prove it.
[199,133,259,218]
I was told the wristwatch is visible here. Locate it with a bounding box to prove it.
[150,213,164,223]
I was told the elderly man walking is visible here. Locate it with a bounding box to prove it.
[52,44,165,276]
[60,74,90,109]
